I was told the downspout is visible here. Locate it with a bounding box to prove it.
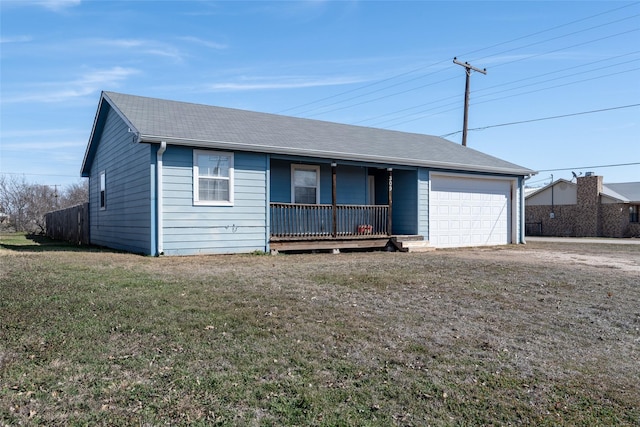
[331,162,337,237]
[550,174,554,216]
[387,168,393,235]
[156,141,167,255]
[520,175,528,244]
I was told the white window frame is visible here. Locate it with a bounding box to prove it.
[193,150,234,206]
[99,170,106,210]
[291,164,320,204]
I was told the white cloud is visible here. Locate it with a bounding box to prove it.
[92,38,186,62]
[0,128,83,138]
[206,76,369,91]
[0,35,33,44]
[36,0,81,11]
[99,39,146,49]
[143,49,184,61]
[1,140,82,151]
[2,66,139,103]
[178,36,227,50]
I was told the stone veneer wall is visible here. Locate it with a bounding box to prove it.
[525,204,634,237]
[526,205,580,237]
[599,204,631,238]
[525,175,637,237]
[576,175,602,236]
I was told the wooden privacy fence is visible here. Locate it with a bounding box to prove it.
[45,203,90,245]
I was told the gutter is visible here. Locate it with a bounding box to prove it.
[137,135,534,177]
[156,141,167,255]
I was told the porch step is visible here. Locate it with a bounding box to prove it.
[397,240,435,252]
[391,236,435,252]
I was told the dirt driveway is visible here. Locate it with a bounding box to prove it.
[452,240,640,273]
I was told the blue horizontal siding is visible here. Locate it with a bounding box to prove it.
[336,165,367,205]
[88,105,152,254]
[160,146,268,255]
[269,159,291,203]
[270,160,368,204]
[392,169,418,235]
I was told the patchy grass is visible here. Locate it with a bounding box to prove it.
[1,233,639,425]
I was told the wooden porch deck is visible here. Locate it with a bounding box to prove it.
[269,235,433,253]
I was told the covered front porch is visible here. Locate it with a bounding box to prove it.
[267,157,430,252]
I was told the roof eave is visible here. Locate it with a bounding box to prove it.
[139,134,534,176]
[525,178,574,199]
[80,92,141,177]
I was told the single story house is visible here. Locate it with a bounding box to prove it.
[80,91,533,255]
[525,174,640,238]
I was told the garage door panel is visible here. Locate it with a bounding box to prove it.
[430,175,512,248]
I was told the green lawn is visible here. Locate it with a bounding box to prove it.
[1,233,638,426]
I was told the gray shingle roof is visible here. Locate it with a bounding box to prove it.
[98,91,532,175]
[604,182,640,203]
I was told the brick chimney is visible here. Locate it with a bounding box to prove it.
[576,174,603,236]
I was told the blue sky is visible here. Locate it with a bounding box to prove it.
[1,0,638,188]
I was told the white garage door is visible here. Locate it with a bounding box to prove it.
[430,175,512,248]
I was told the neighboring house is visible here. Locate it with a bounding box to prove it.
[525,174,640,238]
[80,91,533,256]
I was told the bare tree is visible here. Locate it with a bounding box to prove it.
[59,181,89,208]
[0,175,88,233]
[0,175,32,232]
[31,184,60,233]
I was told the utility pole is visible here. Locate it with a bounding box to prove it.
[52,184,60,208]
[453,57,486,147]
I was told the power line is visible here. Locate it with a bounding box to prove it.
[386,67,639,131]
[439,104,640,138]
[474,51,640,97]
[468,2,639,63]
[352,95,457,126]
[526,176,555,186]
[482,27,640,72]
[358,51,639,127]
[307,25,639,123]
[276,59,451,115]
[0,171,83,178]
[469,67,640,108]
[277,2,638,117]
[536,162,640,173]
[303,75,459,119]
[470,13,640,69]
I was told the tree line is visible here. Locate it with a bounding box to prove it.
[0,175,88,233]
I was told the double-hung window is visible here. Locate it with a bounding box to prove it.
[630,205,639,223]
[291,164,320,204]
[194,150,234,205]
